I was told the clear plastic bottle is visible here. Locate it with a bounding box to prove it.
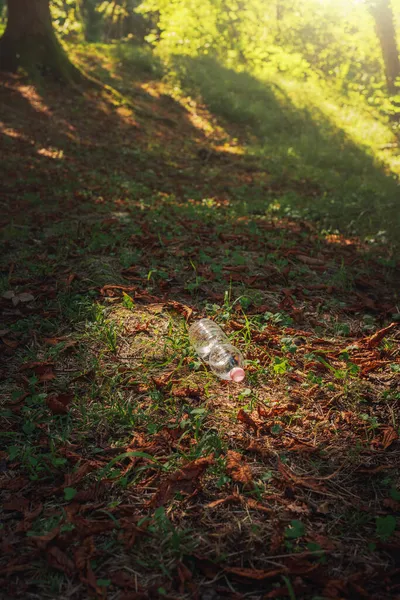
[189,319,245,382]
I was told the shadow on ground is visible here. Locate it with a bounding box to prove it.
[0,51,400,600]
[170,56,400,246]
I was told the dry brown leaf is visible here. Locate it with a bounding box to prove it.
[0,562,32,576]
[29,527,60,550]
[226,450,253,486]
[364,322,397,349]
[172,386,202,399]
[3,496,29,512]
[1,337,19,349]
[206,494,239,509]
[258,403,298,418]
[111,570,138,589]
[74,482,106,503]
[72,516,116,538]
[296,254,325,266]
[246,497,272,513]
[152,370,175,388]
[19,360,54,372]
[278,459,328,493]
[46,546,75,577]
[237,409,258,432]
[23,502,43,522]
[381,426,399,450]
[166,300,194,321]
[18,292,35,303]
[63,462,96,488]
[177,561,192,592]
[19,360,56,382]
[148,454,214,507]
[118,519,148,549]
[46,393,73,415]
[74,536,95,572]
[0,477,28,491]
[43,337,77,350]
[224,566,285,581]
[383,498,400,511]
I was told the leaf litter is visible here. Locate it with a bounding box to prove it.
[0,60,399,600]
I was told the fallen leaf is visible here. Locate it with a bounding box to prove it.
[177,561,192,592]
[237,409,258,432]
[0,561,32,576]
[383,498,400,511]
[0,477,28,491]
[64,462,96,488]
[74,482,106,503]
[18,292,35,303]
[148,454,214,507]
[296,254,325,266]
[206,494,239,509]
[258,403,298,418]
[206,492,271,514]
[166,300,194,321]
[74,535,95,572]
[172,386,201,399]
[121,265,140,277]
[152,371,175,388]
[278,459,328,493]
[2,290,15,299]
[381,426,399,450]
[226,450,253,486]
[111,570,136,589]
[43,337,77,350]
[72,516,116,538]
[364,322,397,349]
[46,393,73,415]
[1,337,19,349]
[46,546,75,577]
[246,497,272,513]
[19,360,54,371]
[19,360,56,382]
[224,566,285,581]
[29,527,60,550]
[3,496,29,512]
[118,519,148,549]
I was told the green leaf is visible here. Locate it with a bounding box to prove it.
[22,421,36,436]
[390,487,400,501]
[190,408,207,415]
[271,423,282,435]
[7,445,20,461]
[97,579,111,587]
[285,519,305,539]
[64,487,77,501]
[376,515,397,541]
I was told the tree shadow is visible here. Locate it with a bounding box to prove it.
[170,55,400,247]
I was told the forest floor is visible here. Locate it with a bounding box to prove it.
[1,46,400,600]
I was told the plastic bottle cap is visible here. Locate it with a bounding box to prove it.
[230,367,245,382]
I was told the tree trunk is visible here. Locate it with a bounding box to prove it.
[369,0,400,94]
[0,0,82,81]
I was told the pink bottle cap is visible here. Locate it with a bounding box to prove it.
[230,367,245,382]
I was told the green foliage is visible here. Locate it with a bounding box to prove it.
[375,515,397,541]
[285,519,305,539]
[138,0,390,100]
[63,487,77,500]
[51,0,151,42]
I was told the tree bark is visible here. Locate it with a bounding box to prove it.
[369,0,400,94]
[0,0,82,81]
